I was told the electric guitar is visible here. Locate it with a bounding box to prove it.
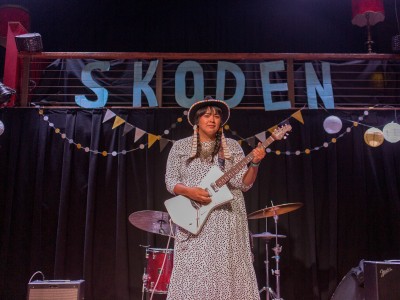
[164,124,292,235]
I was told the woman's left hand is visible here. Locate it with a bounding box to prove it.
[242,142,266,185]
[251,142,266,164]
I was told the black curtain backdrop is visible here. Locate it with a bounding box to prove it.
[0,108,400,300]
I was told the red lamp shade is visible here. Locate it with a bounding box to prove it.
[0,5,30,39]
[352,0,385,27]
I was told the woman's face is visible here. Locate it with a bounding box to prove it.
[197,106,221,141]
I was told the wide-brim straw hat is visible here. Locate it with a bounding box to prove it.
[187,99,230,126]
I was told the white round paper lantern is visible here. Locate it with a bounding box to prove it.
[323,116,342,134]
[382,122,400,143]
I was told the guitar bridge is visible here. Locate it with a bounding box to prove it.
[190,200,201,209]
[210,183,219,193]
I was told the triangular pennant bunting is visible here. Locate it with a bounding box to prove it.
[268,125,278,134]
[255,131,266,143]
[134,127,146,142]
[291,110,304,124]
[247,136,256,148]
[122,122,135,136]
[148,134,159,148]
[159,138,170,152]
[103,109,116,123]
[112,116,125,129]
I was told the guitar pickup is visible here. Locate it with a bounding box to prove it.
[210,183,219,193]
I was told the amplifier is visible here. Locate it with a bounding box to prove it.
[364,261,400,300]
[27,280,84,300]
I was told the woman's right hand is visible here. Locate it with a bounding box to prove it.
[173,184,212,205]
[187,187,212,205]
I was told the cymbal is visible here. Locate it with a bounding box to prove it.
[247,202,303,220]
[252,232,286,239]
[128,210,176,237]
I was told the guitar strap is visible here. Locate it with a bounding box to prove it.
[218,147,225,171]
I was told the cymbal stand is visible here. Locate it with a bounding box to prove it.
[259,210,284,300]
[258,238,274,300]
[271,211,283,300]
[139,245,150,300]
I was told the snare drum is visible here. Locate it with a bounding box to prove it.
[143,248,174,294]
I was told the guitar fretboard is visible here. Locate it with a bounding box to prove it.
[215,135,275,188]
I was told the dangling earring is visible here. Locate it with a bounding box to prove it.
[220,127,231,159]
[190,125,198,158]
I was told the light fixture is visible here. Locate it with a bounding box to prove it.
[15,32,43,52]
[323,115,343,134]
[364,127,384,147]
[352,0,385,53]
[0,81,16,105]
[0,4,30,47]
[382,122,400,143]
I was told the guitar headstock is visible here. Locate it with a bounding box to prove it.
[271,123,292,140]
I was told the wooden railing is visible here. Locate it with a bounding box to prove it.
[16,52,400,109]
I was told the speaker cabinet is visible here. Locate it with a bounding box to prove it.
[364,261,400,300]
[27,280,84,300]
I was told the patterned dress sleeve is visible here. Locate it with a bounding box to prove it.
[225,138,253,192]
[165,139,184,195]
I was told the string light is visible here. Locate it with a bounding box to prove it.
[227,110,369,155]
[36,105,398,157]
[36,106,186,156]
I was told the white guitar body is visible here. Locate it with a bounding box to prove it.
[164,165,234,235]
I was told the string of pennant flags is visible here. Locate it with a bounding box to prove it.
[229,109,304,150]
[231,109,368,156]
[37,106,185,156]
[36,106,306,156]
[101,109,183,153]
[35,105,398,157]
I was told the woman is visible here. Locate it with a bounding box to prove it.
[165,98,265,299]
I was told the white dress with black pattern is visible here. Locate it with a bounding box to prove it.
[165,137,260,300]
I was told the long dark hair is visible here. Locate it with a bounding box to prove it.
[187,105,222,163]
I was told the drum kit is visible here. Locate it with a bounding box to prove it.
[128,202,303,299]
[128,211,176,296]
[248,202,303,300]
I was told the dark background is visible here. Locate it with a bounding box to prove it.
[2,0,400,83]
[1,0,400,299]
[0,0,399,53]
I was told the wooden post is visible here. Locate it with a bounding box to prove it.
[156,58,163,107]
[19,55,31,107]
[286,58,295,108]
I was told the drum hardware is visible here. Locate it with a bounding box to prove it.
[248,202,303,300]
[139,245,150,299]
[252,232,287,239]
[128,210,176,237]
[252,231,286,300]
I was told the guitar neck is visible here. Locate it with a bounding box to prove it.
[215,135,275,188]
